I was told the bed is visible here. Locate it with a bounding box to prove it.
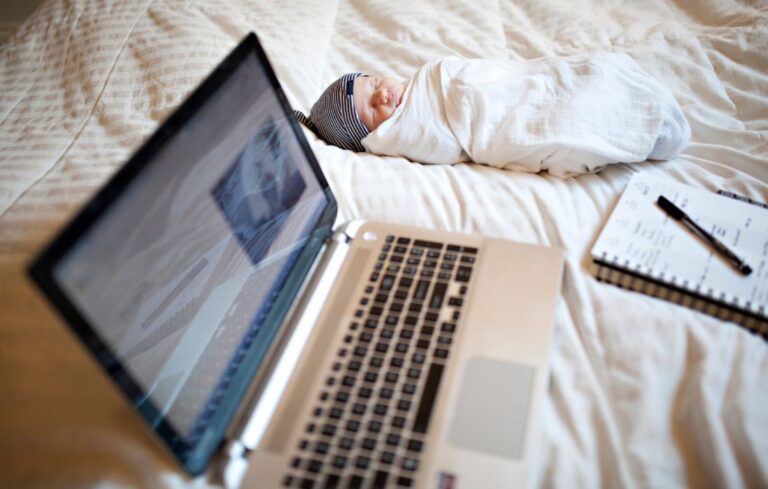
[1,0,766,487]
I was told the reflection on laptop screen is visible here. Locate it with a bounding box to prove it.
[53,52,327,441]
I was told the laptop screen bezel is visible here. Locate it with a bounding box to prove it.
[27,32,338,475]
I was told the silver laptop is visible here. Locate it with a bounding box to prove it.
[28,33,564,489]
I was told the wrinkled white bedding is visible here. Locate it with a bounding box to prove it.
[1,1,767,488]
[363,54,690,177]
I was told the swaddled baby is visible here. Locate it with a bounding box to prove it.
[295,53,690,177]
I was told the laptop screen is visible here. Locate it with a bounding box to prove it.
[30,34,336,473]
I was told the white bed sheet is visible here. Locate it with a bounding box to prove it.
[1,1,766,487]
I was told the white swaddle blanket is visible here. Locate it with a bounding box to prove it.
[362,54,690,177]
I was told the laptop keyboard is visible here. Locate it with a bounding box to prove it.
[282,235,478,489]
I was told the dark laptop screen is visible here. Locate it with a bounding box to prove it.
[30,34,336,473]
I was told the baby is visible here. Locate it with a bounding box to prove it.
[295,54,690,177]
[294,73,406,152]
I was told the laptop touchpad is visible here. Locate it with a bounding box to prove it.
[448,357,535,459]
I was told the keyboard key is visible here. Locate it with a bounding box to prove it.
[349,476,363,489]
[339,438,353,450]
[314,441,329,454]
[414,239,442,249]
[407,439,423,452]
[455,266,472,282]
[402,457,419,471]
[429,282,447,309]
[380,275,396,291]
[300,478,315,489]
[413,363,444,433]
[396,477,413,487]
[323,474,340,489]
[346,419,360,432]
[373,471,389,489]
[335,392,349,403]
[364,372,378,383]
[413,280,430,300]
[355,456,370,469]
[358,387,373,399]
[352,403,366,415]
[362,438,377,450]
[369,305,383,316]
[307,459,322,473]
[380,451,395,464]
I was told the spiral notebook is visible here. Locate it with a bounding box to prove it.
[590,173,768,338]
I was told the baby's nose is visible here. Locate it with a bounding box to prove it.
[373,88,389,106]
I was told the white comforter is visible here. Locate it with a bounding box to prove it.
[1,0,766,488]
[363,54,690,177]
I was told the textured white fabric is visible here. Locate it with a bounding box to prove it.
[1,1,767,488]
[363,54,691,177]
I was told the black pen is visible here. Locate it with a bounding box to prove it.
[657,195,752,276]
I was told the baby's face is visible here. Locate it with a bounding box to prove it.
[353,75,405,132]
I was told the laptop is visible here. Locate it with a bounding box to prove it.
[28,33,564,489]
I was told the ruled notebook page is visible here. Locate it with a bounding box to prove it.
[591,173,768,317]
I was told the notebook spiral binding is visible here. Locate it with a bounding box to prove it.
[593,252,768,339]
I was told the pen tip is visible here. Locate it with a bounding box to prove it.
[740,264,752,276]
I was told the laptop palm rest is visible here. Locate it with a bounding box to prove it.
[447,357,534,459]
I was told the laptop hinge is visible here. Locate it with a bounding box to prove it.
[216,230,351,486]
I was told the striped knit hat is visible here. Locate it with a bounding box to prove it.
[294,73,370,152]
